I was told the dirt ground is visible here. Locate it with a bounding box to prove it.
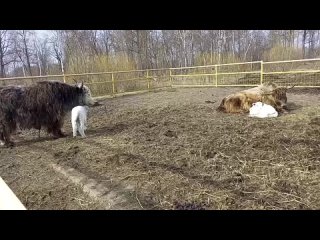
[1,87,320,210]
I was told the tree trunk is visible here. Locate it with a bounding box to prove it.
[0,32,6,78]
[0,45,5,78]
[237,31,241,59]
[302,30,307,58]
[23,37,32,76]
[232,31,235,58]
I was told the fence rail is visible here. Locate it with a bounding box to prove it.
[1,58,320,98]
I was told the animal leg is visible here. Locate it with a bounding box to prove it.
[52,120,67,139]
[72,121,78,137]
[79,122,86,138]
[2,127,14,147]
[83,116,87,131]
[0,132,5,146]
[276,106,288,114]
[55,129,67,138]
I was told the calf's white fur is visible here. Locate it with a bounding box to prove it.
[249,102,278,118]
[71,106,89,137]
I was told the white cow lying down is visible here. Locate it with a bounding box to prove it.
[71,106,89,137]
[249,102,278,118]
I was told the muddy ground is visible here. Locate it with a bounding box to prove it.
[1,87,320,210]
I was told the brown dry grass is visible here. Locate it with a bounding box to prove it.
[1,87,320,209]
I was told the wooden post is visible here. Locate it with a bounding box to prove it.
[112,73,115,95]
[215,65,218,87]
[260,61,263,85]
[146,70,150,90]
[61,60,66,83]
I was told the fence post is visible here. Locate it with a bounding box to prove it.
[112,73,115,95]
[61,61,66,83]
[169,69,173,87]
[146,70,150,90]
[215,65,218,87]
[260,61,263,85]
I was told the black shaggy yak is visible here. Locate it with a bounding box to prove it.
[0,80,95,147]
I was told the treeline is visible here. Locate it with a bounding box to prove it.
[0,30,319,78]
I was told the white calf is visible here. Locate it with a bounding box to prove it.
[249,102,278,118]
[71,106,89,137]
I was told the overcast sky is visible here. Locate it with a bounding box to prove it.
[34,30,52,39]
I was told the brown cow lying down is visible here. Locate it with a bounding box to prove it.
[217,82,294,114]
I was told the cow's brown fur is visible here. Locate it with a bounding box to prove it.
[0,80,94,147]
[260,87,291,113]
[217,83,293,114]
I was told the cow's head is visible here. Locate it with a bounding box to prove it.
[74,79,96,106]
[262,85,294,108]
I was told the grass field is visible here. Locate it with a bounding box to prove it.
[1,87,320,209]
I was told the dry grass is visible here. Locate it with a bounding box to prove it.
[1,87,320,209]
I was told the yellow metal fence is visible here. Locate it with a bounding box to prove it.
[1,58,320,98]
[170,58,320,88]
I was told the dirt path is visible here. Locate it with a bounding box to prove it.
[1,87,320,210]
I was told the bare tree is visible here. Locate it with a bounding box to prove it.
[50,31,65,74]
[13,30,35,76]
[0,30,16,78]
[99,30,113,55]
[34,36,51,75]
[3,30,320,78]
[302,30,307,58]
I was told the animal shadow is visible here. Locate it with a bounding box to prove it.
[285,102,303,111]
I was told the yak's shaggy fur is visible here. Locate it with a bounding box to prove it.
[0,80,95,147]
